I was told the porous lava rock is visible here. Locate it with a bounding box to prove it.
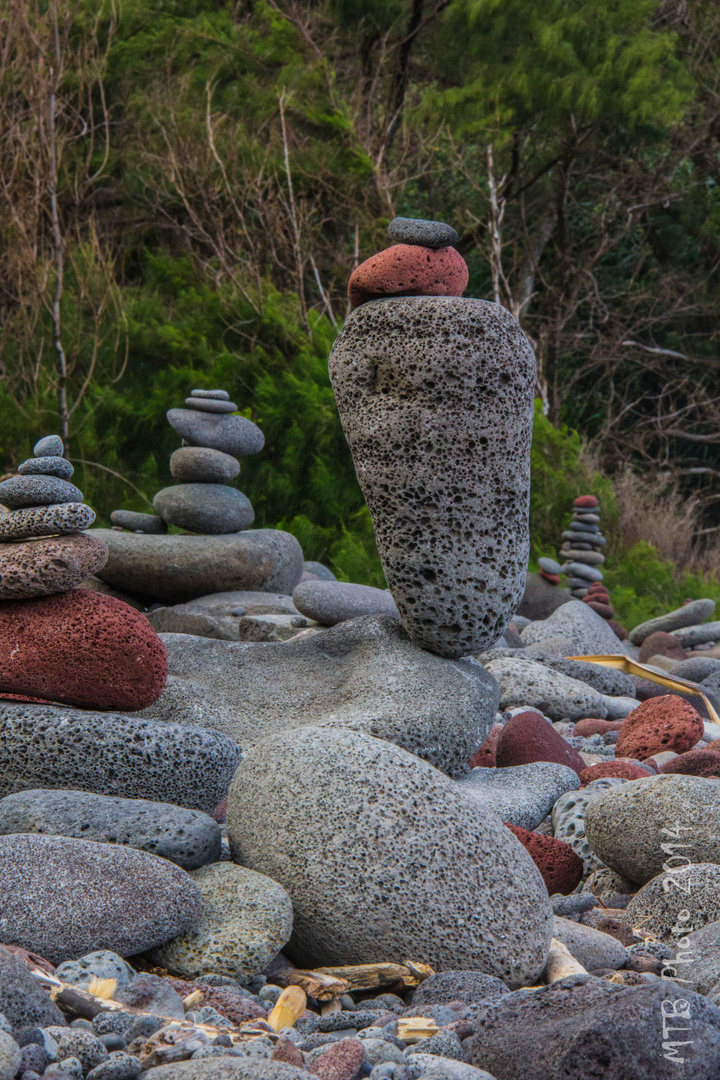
[0,789,221,870]
[0,702,240,813]
[578,760,652,785]
[469,974,720,1080]
[621,863,720,939]
[143,1062,314,1080]
[495,711,586,775]
[484,657,608,721]
[0,945,66,1031]
[0,834,201,964]
[505,825,584,895]
[347,244,468,308]
[0,590,167,711]
[468,723,503,767]
[659,748,720,777]
[614,695,704,760]
[308,1038,366,1080]
[459,761,580,830]
[572,718,624,737]
[91,528,303,604]
[410,970,508,1006]
[0,534,107,600]
[328,296,535,658]
[227,726,552,987]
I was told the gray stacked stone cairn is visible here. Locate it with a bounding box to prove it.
[111,389,264,535]
[559,495,605,599]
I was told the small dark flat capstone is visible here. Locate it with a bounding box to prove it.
[387,217,459,249]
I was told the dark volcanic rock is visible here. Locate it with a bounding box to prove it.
[0,946,66,1031]
[411,970,509,1006]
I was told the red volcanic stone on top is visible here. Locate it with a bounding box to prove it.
[659,749,720,778]
[0,589,167,711]
[347,244,469,309]
[573,718,624,738]
[579,760,653,786]
[505,824,584,895]
[573,495,599,508]
[614,695,704,761]
[495,710,586,775]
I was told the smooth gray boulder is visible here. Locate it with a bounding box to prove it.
[153,485,254,535]
[166,409,264,457]
[110,509,167,534]
[303,561,336,582]
[0,703,240,814]
[552,916,627,971]
[516,573,572,621]
[671,621,720,647]
[667,920,720,1002]
[584,774,720,885]
[0,834,201,964]
[149,862,293,982]
[90,528,303,604]
[674,657,720,682]
[457,762,580,829]
[170,447,240,484]
[622,863,720,939]
[142,616,499,775]
[328,296,536,659]
[484,657,608,721]
[520,601,625,657]
[628,599,716,645]
[292,580,399,625]
[227,726,552,988]
[0,789,221,870]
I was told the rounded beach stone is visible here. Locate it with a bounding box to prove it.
[411,970,508,1006]
[0,945,66,1030]
[166,409,264,457]
[484,658,608,722]
[0,590,167,711]
[539,572,561,585]
[659,748,720,777]
[572,718,623,737]
[519,600,625,656]
[674,656,720,682]
[670,620,720,647]
[584,601,613,619]
[90,529,303,604]
[622,863,720,939]
[0,503,94,541]
[190,389,230,400]
[552,916,628,971]
[292,581,399,626]
[538,557,561,575]
[18,456,74,480]
[387,217,459,249]
[0,1030,20,1079]
[614,696,704,760]
[347,244,468,308]
[666,919,720,1002]
[0,534,107,600]
[573,495,599,508]
[153,485,254,535]
[495,711,586,775]
[457,762,580,830]
[33,435,64,457]
[578,761,652,785]
[505,826,583,895]
[55,950,135,990]
[584,773,720,884]
[110,510,167,534]
[228,726,552,987]
[170,447,240,485]
[0,789,221,870]
[564,562,603,583]
[0,475,82,510]
[0,701,241,814]
[184,397,237,413]
[302,561,336,582]
[149,863,292,982]
[551,780,626,875]
[307,1038,365,1080]
[86,1053,141,1079]
[328,296,535,659]
[637,631,686,665]
[564,549,604,565]
[0,834,201,964]
[628,598,716,645]
[143,1062,314,1079]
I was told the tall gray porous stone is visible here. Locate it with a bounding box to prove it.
[227,726,552,988]
[328,296,536,659]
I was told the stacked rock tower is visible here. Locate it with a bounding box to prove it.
[559,495,622,636]
[111,388,264,535]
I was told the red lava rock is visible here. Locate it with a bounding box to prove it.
[614,695,704,760]
[584,600,614,619]
[539,571,562,585]
[505,824,584,895]
[347,244,468,308]
[706,739,720,752]
[573,718,624,737]
[573,495,599,508]
[578,760,653,785]
[659,749,720,778]
[309,1037,366,1080]
[638,631,687,665]
[495,710,586,775]
[469,722,503,768]
[0,691,54,704]
[272,1039,306,1068]
[212,796,229,822]
[0,589,167,711]
[608,620,627,640]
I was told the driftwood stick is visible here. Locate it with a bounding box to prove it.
[543,938,587,983]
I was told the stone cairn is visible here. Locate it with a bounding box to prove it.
[329,216,536,659]
[558,494,624,637]
[111,388,264,535]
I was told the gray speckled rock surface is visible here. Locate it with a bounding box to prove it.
[0,834,201,964]
[91,529,303,604]
[0,534,108,599]
[584,774,720,885]
[166,409,264,457]
[458,762,580,829]
[674,657,720,682]
[110,510,167,534]
[153,484,254,535]
[18,455,74,479]
[0,1031,20,1080]
[0,503,94,541]
[667,920,720,1002]
[387,218,459,248]
[670,621,720,647]
[411,970,509,1006]
[484,657,608,721]
[143,1061,314,1079]
[520,601,625,656]
[328,296,535,659]
[292,580,399,625]
[0,475,83,509]
[0,945,66,1031]
[227,726,552,987]
[184,397,237,413]
[408,1058,496,1080]
[532,656,636,697]
[0,702,240,813]
[622,863,720,940]
[149,862,292,981]
[142,616,499,775]
[303,561,336,582]
[469,974,720,1080]
[552,916,627,971]
[55,950,135,990]
[0,789,221,870]
[170,447,240,484]
[34,434,65,457]
[628,599,716,645]
[552,779,627,875]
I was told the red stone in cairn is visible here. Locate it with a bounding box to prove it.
[347,244,468,309]
[505,824,584,895]
[573,495,599,508]
[585,600,614,619]
[539,571,562,585]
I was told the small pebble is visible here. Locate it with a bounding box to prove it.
[387,217,459,249]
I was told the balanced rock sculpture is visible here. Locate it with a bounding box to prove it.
[330,218,536,658]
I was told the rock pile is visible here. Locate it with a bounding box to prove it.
[557,494,624,639]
